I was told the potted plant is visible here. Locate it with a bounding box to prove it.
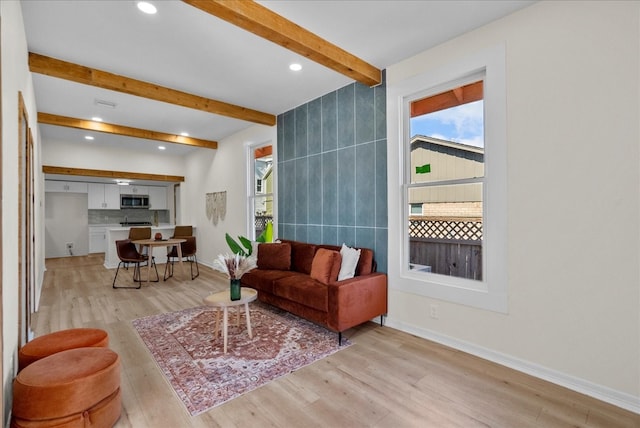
[212,252,256,300]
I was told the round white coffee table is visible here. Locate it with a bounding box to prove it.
[202,287,257,353]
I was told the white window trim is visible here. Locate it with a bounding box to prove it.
[387,43,508,313]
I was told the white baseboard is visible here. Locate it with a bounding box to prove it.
[384,317,640,415]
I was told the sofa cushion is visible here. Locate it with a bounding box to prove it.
[257,242,291,270]
[241,269,296,294]
[286,240,317,274]
[273,275,328,312]
[310,249,342,285]
[356,248,375,275]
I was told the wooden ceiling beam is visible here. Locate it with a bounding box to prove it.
[38,112,218,150]
[183,0,382,87]
[29,52,276,126]
[411,81,484,118]
[42,166,185,183]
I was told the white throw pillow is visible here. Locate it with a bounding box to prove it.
[338,243,361,281]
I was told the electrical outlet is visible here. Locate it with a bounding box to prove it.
[66,242,73,249]
[430,304,439,319]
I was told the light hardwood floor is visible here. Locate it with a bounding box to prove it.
[32,255,639,428]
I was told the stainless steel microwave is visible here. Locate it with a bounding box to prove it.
[120,194,149,209]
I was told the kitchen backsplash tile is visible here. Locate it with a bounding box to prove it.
[88,209,169,225]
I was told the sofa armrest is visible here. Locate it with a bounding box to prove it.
[327,272,388,332]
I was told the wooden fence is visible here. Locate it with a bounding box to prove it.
[409,217,483,280]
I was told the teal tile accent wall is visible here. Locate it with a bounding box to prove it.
[277,75,388,272]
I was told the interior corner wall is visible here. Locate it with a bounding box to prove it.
[276,78,388,272]
[386,0,639,411]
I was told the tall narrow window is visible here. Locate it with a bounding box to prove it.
[249,144,274,240]
[408,80,484,280]
[388,44,507,312]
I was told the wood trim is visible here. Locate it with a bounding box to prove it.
[38,113,218,150]
[254,145,272,158]
[183,0,382,87]
[42,165,185,183]
[0,18,4,409]
[29,52,276,126]
[411,81,484,118]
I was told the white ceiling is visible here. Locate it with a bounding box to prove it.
[21,0,535,171]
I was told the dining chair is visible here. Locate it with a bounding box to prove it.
[112,239,159,288]
[172,225,193,238]
[128,226,153,259]
[163,236,199,281]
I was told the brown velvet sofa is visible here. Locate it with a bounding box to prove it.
[240,239,388,343]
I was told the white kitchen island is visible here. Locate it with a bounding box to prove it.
[104,225,196,269]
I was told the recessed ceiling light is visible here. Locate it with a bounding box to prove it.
[84,135,94,140]
[91,117,103,122]
[137,1,157,14]
[158,146,166,150]
[180,132,189,137]
[289,63,302,71]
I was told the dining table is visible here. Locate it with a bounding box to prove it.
[131,238,187,285]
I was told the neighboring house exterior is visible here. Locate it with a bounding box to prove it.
[409,135,484,216]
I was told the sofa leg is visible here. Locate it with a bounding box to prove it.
[338,332,342,346]
[380,314,386,326]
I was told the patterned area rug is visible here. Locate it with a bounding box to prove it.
[132,302,351,416]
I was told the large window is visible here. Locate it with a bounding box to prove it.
[387,44,507,312]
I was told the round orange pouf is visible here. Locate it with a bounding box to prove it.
[12,347,121,428]
[18,328,109,371]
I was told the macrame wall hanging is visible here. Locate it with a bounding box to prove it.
[205,191,227,225]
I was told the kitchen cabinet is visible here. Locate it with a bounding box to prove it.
[89,226,106,253]
[88,183,120,209]
[45,180,88,193]
[148,186,168,210]
[120,185,148,195]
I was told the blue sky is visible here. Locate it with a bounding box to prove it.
[410,100,484,148]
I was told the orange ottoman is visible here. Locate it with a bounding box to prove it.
[18,328,109,371]
[12,347,121,428]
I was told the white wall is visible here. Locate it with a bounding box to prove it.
[45,193,89,258]
[42,139,185,177]
[182,124,276,275]
[386,1,639,411]
[1,0,42,411]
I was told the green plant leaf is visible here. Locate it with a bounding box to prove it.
[265,222,273,243]
[239,236,253,256]
[225,233,245,256]
[256,222,273,243]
